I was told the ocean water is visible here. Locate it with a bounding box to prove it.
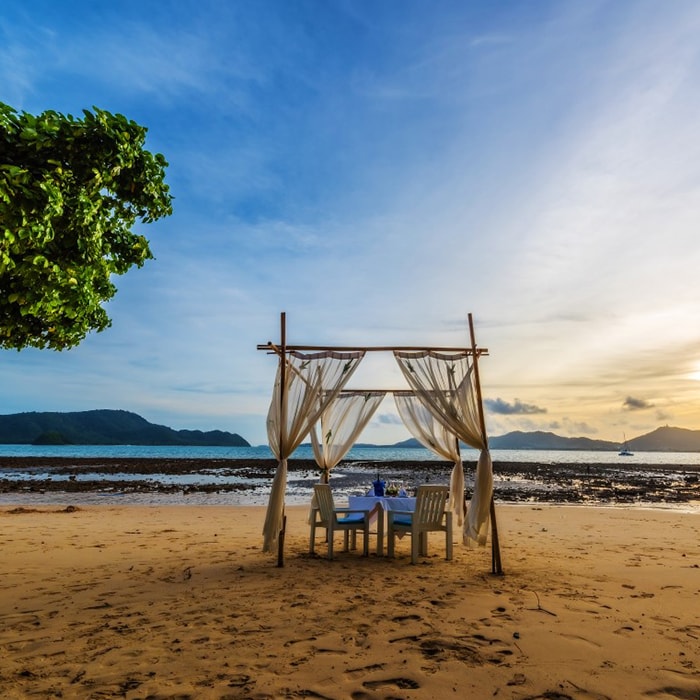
[1,442,700,465]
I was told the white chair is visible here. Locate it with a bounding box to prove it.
[311,484,371,559]
[387,485,453,564]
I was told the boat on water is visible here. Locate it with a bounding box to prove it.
[619,434,634,456]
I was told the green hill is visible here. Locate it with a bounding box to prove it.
[0,410,250,447]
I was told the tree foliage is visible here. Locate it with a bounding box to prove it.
[0,102,173,350]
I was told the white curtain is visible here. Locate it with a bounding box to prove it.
[311,391,386,478]
[393,391,464,526]
[263,350,364,552]
[394,350,492,546]
[307,391,386,519]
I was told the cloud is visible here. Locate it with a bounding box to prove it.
[623,396,654,411]
[376,413,404,426]
[485,398,547,415]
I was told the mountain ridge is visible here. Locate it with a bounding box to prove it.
[0,409,250,447]
[376,425,700,452]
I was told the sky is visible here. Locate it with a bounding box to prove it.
[2,0,700,447]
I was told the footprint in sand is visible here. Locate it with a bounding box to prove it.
[391,614,421,623]
[363,677,421,690]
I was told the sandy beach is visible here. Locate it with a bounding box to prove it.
[1,503,699,699]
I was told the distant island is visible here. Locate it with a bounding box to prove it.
[0,410,250,447]
[2,410,700,452]
[366,426,700,453]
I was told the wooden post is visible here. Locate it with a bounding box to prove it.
[277,515,287,567]
[468,313,503,575]
[277,312,287,568]
[455,436,467,521]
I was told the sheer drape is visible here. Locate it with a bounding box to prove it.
[394,350,492,546]
[393,391,464,526]
[263,350,364,552]
[307,391,386,519]
[311,391,386,478]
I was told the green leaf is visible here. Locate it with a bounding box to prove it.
[0,101,172,350]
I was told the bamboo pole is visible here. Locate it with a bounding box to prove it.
[277,312,287,568]
[468,313,503,576]
[257,342,488,355]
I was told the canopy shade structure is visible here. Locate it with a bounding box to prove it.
[257,312,502,574]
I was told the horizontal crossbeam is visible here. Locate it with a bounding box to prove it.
[256,342,488,355]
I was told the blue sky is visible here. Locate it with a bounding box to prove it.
[2,1,700,446]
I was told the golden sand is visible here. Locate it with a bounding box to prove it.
[1,504,698,699]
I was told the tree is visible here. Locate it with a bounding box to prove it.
[0,102,173,350]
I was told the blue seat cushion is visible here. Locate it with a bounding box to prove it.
[393,514,413,526]
[338,513,365,524]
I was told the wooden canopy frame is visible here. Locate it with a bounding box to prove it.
[257,312,503,575]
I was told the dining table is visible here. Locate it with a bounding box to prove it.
[347,495,417,556]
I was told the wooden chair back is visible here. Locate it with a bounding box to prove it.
[414,485,449,528]
[313,484,336,524]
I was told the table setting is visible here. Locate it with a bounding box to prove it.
[346,474,417,555]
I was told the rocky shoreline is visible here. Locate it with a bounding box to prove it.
[1,456,699,506]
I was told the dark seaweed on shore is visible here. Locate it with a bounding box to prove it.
[0,457,699,505]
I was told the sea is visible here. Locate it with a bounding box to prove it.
[1,444,699,509]
[4,443,700,464]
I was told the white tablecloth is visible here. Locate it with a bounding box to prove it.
[347,496,416,514]
[347,496,416,555]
